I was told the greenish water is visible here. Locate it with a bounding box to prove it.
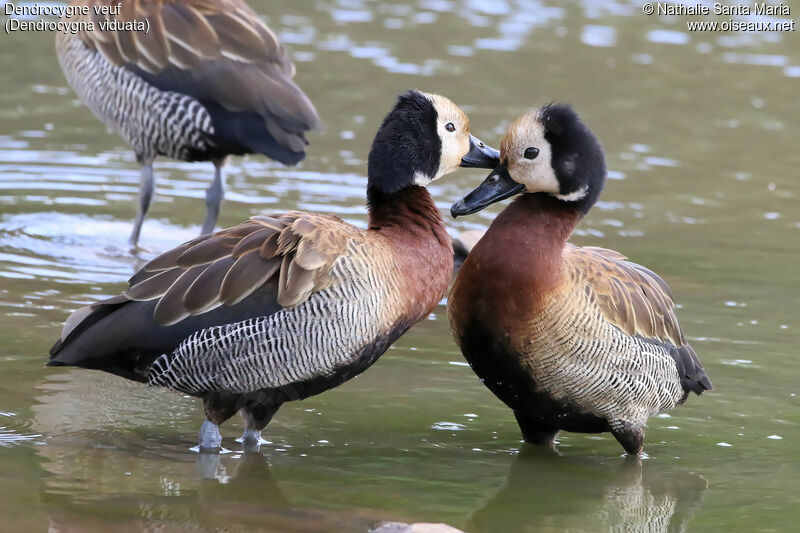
[1,0,799,531]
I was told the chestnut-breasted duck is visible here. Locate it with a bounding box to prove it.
[449,105,712,455]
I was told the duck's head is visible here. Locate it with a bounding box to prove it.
[367,90,500,197]
[451,104,606,217]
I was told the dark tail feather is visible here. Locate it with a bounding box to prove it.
[48,296,128,364]
[204,105,307,166]
[675,344,713,398]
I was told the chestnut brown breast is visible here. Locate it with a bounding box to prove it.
[370,187,454,324]
[449,194,580,345]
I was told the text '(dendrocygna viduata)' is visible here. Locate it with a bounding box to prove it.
[449,105,712,455]
[48,90,499,451]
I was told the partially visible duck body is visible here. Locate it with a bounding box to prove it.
[56,0,322,245]
[449,106,711,455]
[451,229,484,278]
[48,91,499,451]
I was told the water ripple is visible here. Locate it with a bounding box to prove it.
[0,412,41,447]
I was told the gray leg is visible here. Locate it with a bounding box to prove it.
[129,160,155,247]
[197,392,240,452]
[238,403,281,452]
[201,159,226,236]
[198,420,223,450]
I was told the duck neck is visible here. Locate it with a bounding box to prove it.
[367,185,453,320]
[491,193,584,290]
[508,193,584,244]
[367,185,449,245]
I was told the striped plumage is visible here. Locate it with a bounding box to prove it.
[48,90,500,450]
[449,105,711,455]
[56,0,321,245]
[141,212,406,395]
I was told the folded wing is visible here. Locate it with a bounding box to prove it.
[49,212,355,384]
[565,245,712,395]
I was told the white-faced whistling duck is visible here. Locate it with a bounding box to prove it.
[48,90,500,451]
[55,0,322,246]
[449,105,712,455]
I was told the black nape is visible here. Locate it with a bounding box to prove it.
[366,90,441,200]
[542,104,607,213]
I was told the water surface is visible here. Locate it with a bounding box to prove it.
[1,0,799,531]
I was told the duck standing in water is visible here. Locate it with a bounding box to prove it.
[56,0,322,245]
[48,91,499,451]
[449,105,712,455]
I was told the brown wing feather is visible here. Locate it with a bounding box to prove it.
[153,264,210,325]
[567,246,686,347]
[177,234,239,266]
[281,257,317,307]
[124,212,352,326]
[183,255,236,313]
[73,0,321,132]
[219,252,281,306]
[124,268,183,301]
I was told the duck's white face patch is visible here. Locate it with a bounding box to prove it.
[501,111,561,195]
[501,109,588,202]
[414,92,471,184]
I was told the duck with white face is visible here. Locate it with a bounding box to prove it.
[366,91,500,195]
[449,105,711,456]
[48,90,500,453]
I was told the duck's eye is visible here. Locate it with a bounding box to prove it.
[445,122,456,133]
[524,147,539,160]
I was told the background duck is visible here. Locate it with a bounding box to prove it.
[451,229,484,278]
[48,90,499,451]
[55,0,322,246]
[449,105,712,455]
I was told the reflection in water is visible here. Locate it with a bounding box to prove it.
[42,450,385,532]
[466,447,707,533]
[32,370,403,531]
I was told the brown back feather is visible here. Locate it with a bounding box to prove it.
[122,212,351,326]
[566,245,686,346]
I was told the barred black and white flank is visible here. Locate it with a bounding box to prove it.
[47,91,500,451]
[56,0,321,245]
